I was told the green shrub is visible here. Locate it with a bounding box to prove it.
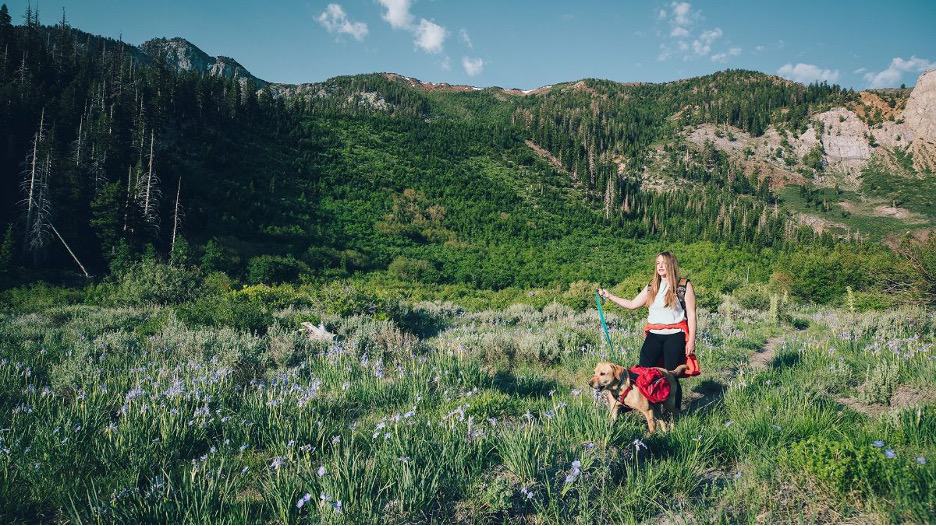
[388,256,439,283]
[789,316,810,330]
[459,390,521,420]
[562,280,598,311]
[200,239,241,275]
[315,281,379,317]
[111,259,201,306]
[784,436,886,494]
[733,283,770,310]
[785,250,854,304]
[852,290,895,312]
[175,291,273,333]
[0,283,82,313]
[466,471,515,521]
[247,254,309,284]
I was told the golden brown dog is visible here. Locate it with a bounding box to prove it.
[588,361,680,433]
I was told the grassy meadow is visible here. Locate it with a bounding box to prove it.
[1,278,933,524]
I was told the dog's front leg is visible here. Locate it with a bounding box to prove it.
[603,391,620,420]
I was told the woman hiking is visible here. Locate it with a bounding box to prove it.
[596,251,697,410]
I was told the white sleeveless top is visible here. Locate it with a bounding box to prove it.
[647,279,685,335]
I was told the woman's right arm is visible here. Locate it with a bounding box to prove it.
[598,286,648,310]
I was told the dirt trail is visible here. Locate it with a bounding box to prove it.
[683,333,786,412]
[749,334,784,370]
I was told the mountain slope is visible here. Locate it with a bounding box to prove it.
[0,18,928,285]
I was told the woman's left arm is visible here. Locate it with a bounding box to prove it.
[685,281,697,355]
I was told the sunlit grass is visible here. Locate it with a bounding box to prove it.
[0,298,932,523]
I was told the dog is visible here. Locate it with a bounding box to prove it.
[588,361,680,434]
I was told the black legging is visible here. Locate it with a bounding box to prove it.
[638,331,685,409]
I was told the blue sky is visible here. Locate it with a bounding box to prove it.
[7,0,935,89]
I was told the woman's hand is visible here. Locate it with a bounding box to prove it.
[598,287,648,310]
[686,339,696,356]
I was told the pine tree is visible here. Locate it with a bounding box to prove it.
[0,4,12,45]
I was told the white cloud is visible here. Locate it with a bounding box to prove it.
[670,26,689,38]
[441,55,451,71]
[462,56,484,76]
[711,47,741,63]
[777,63,840,84]
[754,45,765,53]
[672,2,692,26]
[316,4,368,41]
[377,0,449,55]
[863,56,935,88]
[853,67,867,74]
[692,27,721,56]
[459,28,473,48]
[414,19,447,54]
[378,0,413,29]
[658,3,734,63]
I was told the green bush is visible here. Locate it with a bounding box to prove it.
[562,280,598,311]
[733,283,770,310]
[852,290,896,311]
[111,258,201,306]
[315,281,386,318]
[388,256,439,283]
[0,283,82,313]
[785,251,848,304]
[246,254,309,284]
[175,292,273,334]
[785,436,886,494]
[455,390,521,420]
[789,316,810,330]
[200,239,241,275]
[783,434,928,512]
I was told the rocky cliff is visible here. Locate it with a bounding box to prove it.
[140,37,267,88]
[904,69,936,172]
[685,69,935,191]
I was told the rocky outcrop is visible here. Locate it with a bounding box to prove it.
[815,108,873,177]
[140,38,267,89]
[903,69,936,172]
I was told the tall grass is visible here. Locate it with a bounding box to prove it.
[0,295,932,523]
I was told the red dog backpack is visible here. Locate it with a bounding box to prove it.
[627,366,672,404]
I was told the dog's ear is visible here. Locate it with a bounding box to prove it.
[611,364,625,382]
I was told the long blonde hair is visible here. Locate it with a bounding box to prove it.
[645,251,681,308]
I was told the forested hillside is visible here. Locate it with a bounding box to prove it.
[0,6,928,301]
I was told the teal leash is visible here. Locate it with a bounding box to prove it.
[595,290,615,357]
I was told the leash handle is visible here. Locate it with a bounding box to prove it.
[595,289,615,355]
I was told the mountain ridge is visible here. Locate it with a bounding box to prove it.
[132,32,899,96]
[1,19,933,283]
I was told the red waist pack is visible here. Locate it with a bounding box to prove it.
[643,320,701,377]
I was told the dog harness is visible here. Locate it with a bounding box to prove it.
[618,366,672,405]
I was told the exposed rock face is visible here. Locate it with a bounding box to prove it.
[140,38,267,88]
[815,108,873,177]
[683,69,936,191]
[904,69,936,172]
[209,56,257,83]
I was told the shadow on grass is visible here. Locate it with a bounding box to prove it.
[684,379,727,416]
[492,370,562,398]
[770,351,801,370]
